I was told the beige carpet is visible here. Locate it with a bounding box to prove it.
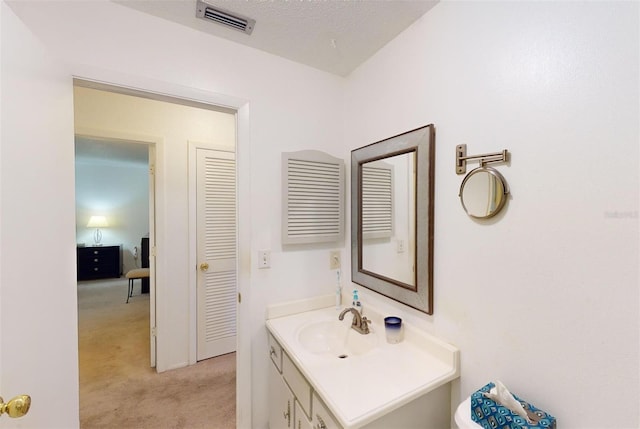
[78,278,236,429]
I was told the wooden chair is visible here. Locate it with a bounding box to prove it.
[125,268,150,303]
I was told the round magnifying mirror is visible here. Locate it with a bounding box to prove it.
[459,166,509,219]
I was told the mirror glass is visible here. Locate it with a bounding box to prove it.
[361,153,416,287]
[351,125,434,314]
[459,166,509,219]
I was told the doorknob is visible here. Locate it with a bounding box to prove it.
[0,394,31,418]
[200,262,209,272]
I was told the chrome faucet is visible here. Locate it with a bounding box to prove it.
[338,307,370,335]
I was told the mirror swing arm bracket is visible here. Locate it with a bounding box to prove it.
[456,144,511,219]
[455,144,509,174]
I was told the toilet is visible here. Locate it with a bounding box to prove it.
[454,397,481,429]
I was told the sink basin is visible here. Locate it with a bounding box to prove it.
[296,319,378,357]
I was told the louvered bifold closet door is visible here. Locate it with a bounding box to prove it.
[282,150,344,245]
[196,149,237,361]
[362,163,393,240]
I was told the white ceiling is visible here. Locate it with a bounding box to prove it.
[114,0,438,77]
[76,1,438,164]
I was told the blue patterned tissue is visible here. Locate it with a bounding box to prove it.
[470,382,556,429]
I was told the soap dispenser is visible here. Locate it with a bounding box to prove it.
[352,288,362,313]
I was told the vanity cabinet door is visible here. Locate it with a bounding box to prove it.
[295,400,313,429]
[312,393,342,429]
[269,361,295,429]
[268,332,283,372]
[282,352,312,417]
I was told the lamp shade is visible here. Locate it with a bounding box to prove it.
[87,215,109,228]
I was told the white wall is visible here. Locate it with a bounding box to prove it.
[344,2,639,428]
[5,1,638,428]
[75,158,149,273]
[6,1,345,427]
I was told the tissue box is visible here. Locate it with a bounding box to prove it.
[471,383,556,429]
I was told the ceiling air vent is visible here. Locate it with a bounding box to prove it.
[196,0,255,35]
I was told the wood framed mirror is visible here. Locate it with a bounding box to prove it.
[351,124,435,314]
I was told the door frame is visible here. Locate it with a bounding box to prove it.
[71,72,252,428]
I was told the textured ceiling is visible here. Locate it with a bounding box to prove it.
[77,1,438,164]
[114,0,438,76]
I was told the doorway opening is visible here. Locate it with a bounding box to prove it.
[73,79,238,427]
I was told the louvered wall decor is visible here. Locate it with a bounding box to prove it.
[362,161,393,240]
[282,150,344,244]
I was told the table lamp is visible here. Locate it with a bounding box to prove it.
[87,215,109,246]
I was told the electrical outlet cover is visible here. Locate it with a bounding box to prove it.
[330,250,341,270]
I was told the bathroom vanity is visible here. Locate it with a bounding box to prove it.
[266,296,460,429]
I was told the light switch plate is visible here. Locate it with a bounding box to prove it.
[258,250,271,269]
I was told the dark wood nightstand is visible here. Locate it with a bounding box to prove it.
[77,245,122,281]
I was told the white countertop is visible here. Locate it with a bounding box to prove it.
[266,298,460,428]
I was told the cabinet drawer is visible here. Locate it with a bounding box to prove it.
[312,393,342,429]
[282,352,312,418]
[268,332,283,372]
[83,264,113,275]
[78,247,111,256]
